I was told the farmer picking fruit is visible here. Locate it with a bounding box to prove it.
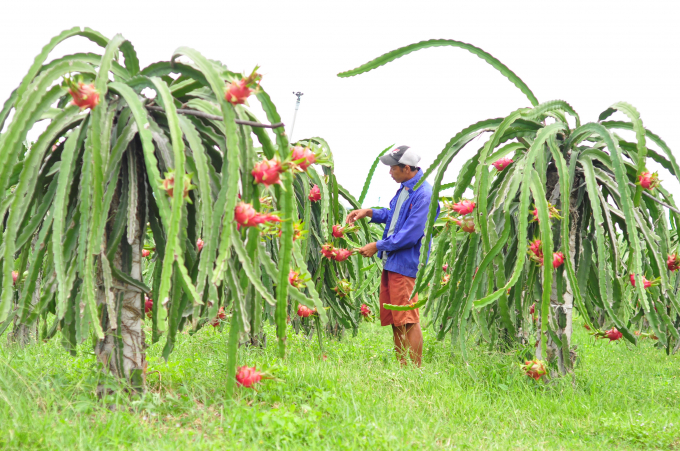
[346,146,439,367]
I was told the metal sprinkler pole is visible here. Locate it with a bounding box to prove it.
[289,91,303,143]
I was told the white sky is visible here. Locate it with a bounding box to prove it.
[2,0,679,208]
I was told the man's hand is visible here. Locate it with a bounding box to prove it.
[358,242,378,258]
[346,208,373,224]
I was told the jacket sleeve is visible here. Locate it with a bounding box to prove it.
[376,193,430,252]
[369,208,389,224]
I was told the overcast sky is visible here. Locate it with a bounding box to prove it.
[1,0,679,208]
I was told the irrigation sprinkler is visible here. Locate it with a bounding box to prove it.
[289,91,304,143]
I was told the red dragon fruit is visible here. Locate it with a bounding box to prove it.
[333,248,354,262]
[492,157,514,171]
[321,243,337,260]
[308,184,321,202]
[288,270,305,288]
[332,223,359,238]
[142,249,151,258]
[520,359,547,381]
[638,171,660,190]
[667,254,680,272]
[455,217,475,233]
[442,263,449,272]
[290,146,316,171]
[210,306,227,327]
[297,304,316,318]
[605,327,623,341]
[528,239,544,265]
[224,69,261,105]
[360,304,371,317]
[629,274,657,289]
[251,158,285,186]
[144,296,153,319]
[234,202,280,229]
[235,366,263,388]
[196,238,204,252]
[529,303,535,315]
[67,81,100,110]
[552,252,565,269]
[450,200,476,216]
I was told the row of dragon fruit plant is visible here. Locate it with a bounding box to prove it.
[337,40,680,379]
[0,28,382,394]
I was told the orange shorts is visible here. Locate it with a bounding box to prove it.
[379,270,419,327]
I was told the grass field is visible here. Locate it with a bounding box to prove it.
[1,317,679,450]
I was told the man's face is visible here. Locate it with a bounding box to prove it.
[389,165,410,184]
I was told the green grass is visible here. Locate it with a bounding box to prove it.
[1,318,679,450]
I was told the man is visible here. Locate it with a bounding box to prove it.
[346,146,439,367]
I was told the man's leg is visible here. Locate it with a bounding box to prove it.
[391,323,423,367]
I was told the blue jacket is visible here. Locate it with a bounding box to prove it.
[370,169,440,278]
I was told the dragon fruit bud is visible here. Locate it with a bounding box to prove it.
[288,270,305,288]
[552,252,565,269]
[333,248,354,262]
[142,249,151,258]
[197,238,204,252]
[639,171,660,190]
[492,157,514,171]
[290,146,316,171]
[235,365,263,388]
[454,217,475,233]
[144,297,153,319]
[12,271,19,285]
[667,254,680,272]
[67,82,100,110]
[297,304,315,318]
[529,303,535,315]
[441,273,451,285]
[451,200,476,216]
[605,327,623,341]
[521,359,547,381]
[332,225,345,238]
[360,304,371,317]
[251,158,284,186]
[308,184,321,202]
[442,263,449,272]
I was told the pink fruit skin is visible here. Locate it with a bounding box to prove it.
[308,184,321,202]
[297,304,314,318]
[638,171,659,190]
[196,239,204,252]
[552,252,565,269]
[69,83,100,110]
[452,200,475,215]
[360,304,371,317]
[144,297,153,318]
[492,157,513,171]
[142,249,150,258]
[455,217,475,233]
[668,254,680,272]
[290,146,316,171]
[332,225,344,238]
[225,79,253,105]
[251,159,284,186]
[12,271,19,284]
[605,328,623,341]
[442,263,448,272]
[333,249,353,262]
[235,366,263,388]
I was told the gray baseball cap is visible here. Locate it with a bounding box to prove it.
[379,145,421,167]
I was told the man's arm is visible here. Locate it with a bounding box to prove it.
[346,208,390,224]
[375,195,430,252]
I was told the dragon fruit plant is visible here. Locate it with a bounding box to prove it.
[340,38,680,374]
[0,29,381,395]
